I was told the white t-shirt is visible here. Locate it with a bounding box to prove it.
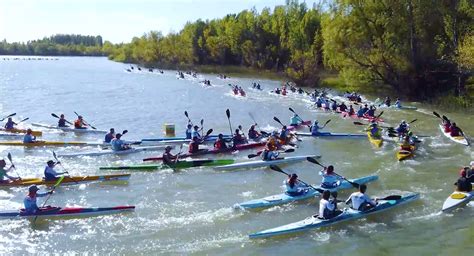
[319,198,336,218]
[346,192,376,210]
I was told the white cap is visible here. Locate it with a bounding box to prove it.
[470,161,474,167]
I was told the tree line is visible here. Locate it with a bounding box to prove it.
[0,34,106,56]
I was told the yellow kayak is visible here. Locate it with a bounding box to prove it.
[0,174,130,187]
[0,128,42,136]
[0,141,104,147]
[396,145,416,161]
[367,132,383,148]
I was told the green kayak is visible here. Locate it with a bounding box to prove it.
[99,159,235,170]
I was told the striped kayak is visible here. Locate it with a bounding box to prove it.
[367,132,383,148]
[439,125,469,146]
[442,188,474,212]
[249,193,419,239]
[0,174,130,187]
[236,175,378,209]
[143,142,265,162]
[99,159,235,170]
[31,123,107,134]
[396,145,416,161]
[141,135,231,142]
[0,205,135,219]
[214,155,320,171]
[58,145,168,157]
[0,141,105,147]
[0,128,42,136]
[296,132,366,138]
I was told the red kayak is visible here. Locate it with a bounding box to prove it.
[143,142,265,162]
[340,111,384,122]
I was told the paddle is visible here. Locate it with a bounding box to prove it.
[226,109,233,140]
[378,195,402,200]
[0,113,16,122]
[432,111,442,120]
[306,157,360,188]
[269,165,324,193]
[274,116,301,143]
[6,152,21,180]
[173,144,184,164]
[273,116,285,127]
[17,117,29,124]
[51,113,73,125]
[33,175,64,225]
[73,111,97,130]
[247,148,295,159]
[200,119,204,133]
[53,151,80,184]
[288,107,310,127]
[184,111,192,124]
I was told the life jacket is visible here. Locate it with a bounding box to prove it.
[188,141,199,153]
[450,126,461,136]
[214,139,227,150]
[74,119,83,128]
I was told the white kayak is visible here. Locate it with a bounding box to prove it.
[249,193,419,239]
[236,175,378,209]
[439,124,469,146]
[214,155,320,171]
[58,145,169,157]
[442,189,474,212]
[0,133,23,138]
[31,123,107,134]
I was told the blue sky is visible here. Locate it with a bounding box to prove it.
[0,0,320,43]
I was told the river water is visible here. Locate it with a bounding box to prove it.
[0,57,472,255]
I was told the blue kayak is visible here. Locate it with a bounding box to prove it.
[249,193,419,239]
[236,175,378,209]
[296,132,367,138]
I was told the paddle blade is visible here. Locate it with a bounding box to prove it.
[269,165,287,175]
[306,157,323,167]
[226,109,230,119]
[283,148,295,153]
[324,119,331,126]
[52,151,59,162]
[7,152,12,162]
[273,117,283,126]
[205,129,213,136]
[247,153,259,159]
[184,111,189,118]
[409,119,417,124]
[53,176,65,187]
[380,195,402,201]
[289,107,295,113]
[353,122,365,126]
[51,113,60,119]
[122,130,128,135]
[432,111,441,119]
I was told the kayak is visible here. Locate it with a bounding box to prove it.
[396,145,416,161]
[31,123,107,134]
[296,132,366,138]
[99,159,235,170]
[287,121,311,131]
[0,141,105,147]
[439,125,469,146]
[213,155,320,171]
[0,128,42,136]
[0,205,135,219]
[249,193,419,239]
[143,142,265,162]
[380,104,418,110]
[141,135,231,142]
[442,188,474,212]
[236,175,378,209]
[367,132,383,148]
[0,133,23,138]
[58,145,168,157]
[340,112,384,123]
[0,174,131,187]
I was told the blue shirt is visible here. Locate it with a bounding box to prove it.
[104,133,115,143]
[185,128,192,139]
[5,120,15,129]
[24,193,48,213]
[111,138,126,151]
[191,130,201,139]
[23,134,36,143]
[290,116,303,126]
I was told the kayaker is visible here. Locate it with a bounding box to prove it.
[110,133,131,151]
[290,114,303,126]
[449,123,464,137]
[319,190,342,219]
[278,126,292,145]
[330,101,338,111]
[4,117,17,129]
[357,104,368,117]
[44,160,66,181]
[394,98,401,108]
[275,88,281,94]
[338,102,348,112]
[257,84,261,90]
[366,106,376,117]
[0,159,19,182]
[74,116,87,129]
[319,165,344,188]
[58,114,69,127]
[367,121,381,138]
[454,168,472,192]
[214,134,228,150]
[185,124,193,139]
[348,105,355,116]
[261,135,279,161]
[23,129,37,143]
[188,136,201,154]
[400,135,413,151]
[248,125,261,140]
[345,184,377,211]
[310,120,323,135]
[467,161,474,183]
[233,129,247,146]
[191,125,202,140]
[384,96,392,107]
[104,128,115,143]
[162,146,177,165]
[23,185,53,214]
[284,173,307,196]
[442,119,451,133]
[396,120,410,136]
